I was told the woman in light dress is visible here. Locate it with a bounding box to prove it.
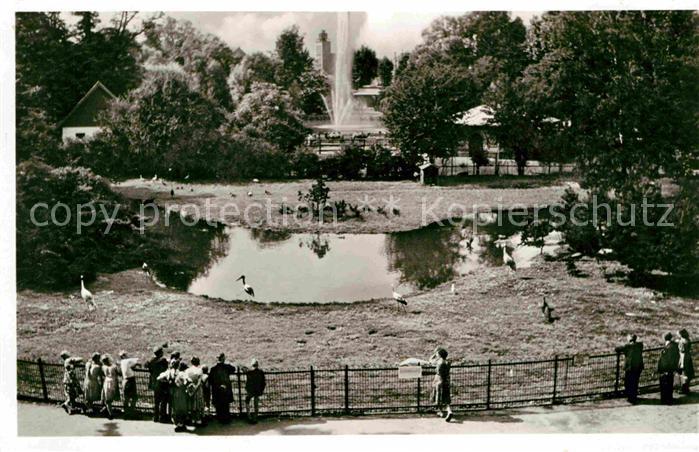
[678,329,695,394]
[101,354,120,419]
[161,361,192,432]
[83,353,104,414]
[186,356,207,426]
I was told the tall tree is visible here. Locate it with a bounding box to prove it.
[275,25,313,89]
[352,45,379,88]
[377,57,394,87]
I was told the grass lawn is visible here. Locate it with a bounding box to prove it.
[113,178,572,234]
[17,256,698,369]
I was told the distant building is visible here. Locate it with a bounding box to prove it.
[314,30,334,75]
[59,81,116,143]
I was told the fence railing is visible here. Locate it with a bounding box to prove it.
[17,343,696,417]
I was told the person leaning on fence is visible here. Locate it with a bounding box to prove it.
[430,347,453,422]
[146,344,170,423]
[84,352,105,415]
[101,354,120,419]
[119,351,140,419]
[244,358,266,424]
[657,332,680,405]
[615,334,644,404]
[677,329,694,395]
[60,351,84,415]
[208,353,237,424]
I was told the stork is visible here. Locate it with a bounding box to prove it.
[503,246,516,271]
[151,174,158,182]
[142,262,151,276]
[541,296,557,323]
[392,286,407,311]
[80,275,96,310]
[451,283,457,295]
[236,275,255,298]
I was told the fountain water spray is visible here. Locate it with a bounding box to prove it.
[327,12,354,127]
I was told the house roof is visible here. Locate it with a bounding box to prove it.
[455,105,498,127]
[59,81,116,128]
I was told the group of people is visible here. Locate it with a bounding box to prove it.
[615,329,694,405]
[60,345,266,432]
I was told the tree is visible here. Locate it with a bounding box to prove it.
[227,82,308,153]
[377,57,394,87]
[142,16,240,110]
[381,62,471,165]
[394,52,411,79]
[275,25,313,89]
[352,45,378,88]
[228,52,280,102]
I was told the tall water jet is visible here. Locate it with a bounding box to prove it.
[330,12,354,127]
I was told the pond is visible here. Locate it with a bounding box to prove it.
[149,211,562,303]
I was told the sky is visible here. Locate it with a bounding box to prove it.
[61,11,540,58]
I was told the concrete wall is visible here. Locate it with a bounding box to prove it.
[62,126,102,143]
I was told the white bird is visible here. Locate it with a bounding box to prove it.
[151,174,158,182]
[80,275,96,310]
[142,262,151,276]
[139,175,144,181]
[392,286,407,310]
[451,283,456,295]
[247,191,253,197]
[503,247,516,271]
[252,178,260,183]
[236,275,255,298]
[184,174,190,180]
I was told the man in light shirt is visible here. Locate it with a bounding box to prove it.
[119,351,140,418]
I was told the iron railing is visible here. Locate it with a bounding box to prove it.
[17,342,696,417]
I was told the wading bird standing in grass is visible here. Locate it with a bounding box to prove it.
[503,247,516,271]
[80,275,96,310]
[142,262,150,276]
[237,275,255,298]
[392,286,407,311]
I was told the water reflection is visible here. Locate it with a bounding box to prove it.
[145,211,561,303]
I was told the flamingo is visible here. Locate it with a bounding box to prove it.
[503,246,516,271]
[80,275,96,310]
[236,275,255,298]
[392,286,407,310]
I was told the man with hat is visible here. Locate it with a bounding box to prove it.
[244,358,266,424]
[60,351,83,414]
[119,351,140,418]
[208,353,237,423]
[615,333,644,404]
[145,343,169,422]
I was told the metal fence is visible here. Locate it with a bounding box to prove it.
[16,343,696,417]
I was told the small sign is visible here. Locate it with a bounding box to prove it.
[398,365,422,379]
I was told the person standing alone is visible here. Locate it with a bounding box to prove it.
[244,358,266,424]
[430,347,453,422]
[615,334,644,404]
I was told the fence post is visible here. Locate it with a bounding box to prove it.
[552,355,559,404]
[416,377,421,413]
[310,366,316,417]
[486,359,492,410]
[614,351,622,396]
[344,365,349,415]
[236,367,243,416]
[37,359,49,402]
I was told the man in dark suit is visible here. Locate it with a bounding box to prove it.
[657,332,680,405]
[615,334,644,404]
[209,353,237,423]
[145,344,169,422]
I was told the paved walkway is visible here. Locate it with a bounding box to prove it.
[17,392,699,436]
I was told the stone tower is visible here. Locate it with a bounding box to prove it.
[315,29,334,75]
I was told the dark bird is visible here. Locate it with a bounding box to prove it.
[170,189,174,197]
[541,297,558,323]
[466,236,474,252]
[236,275,255,298]
[503,246,516,271]
[264,190,272,196]
[392,286,407,311]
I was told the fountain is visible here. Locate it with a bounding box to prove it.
[314,12,385,134]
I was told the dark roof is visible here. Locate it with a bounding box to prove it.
[59,81,116,128]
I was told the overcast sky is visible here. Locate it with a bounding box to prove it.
[62,11,540,58]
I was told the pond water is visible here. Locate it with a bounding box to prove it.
[149,211,562,303]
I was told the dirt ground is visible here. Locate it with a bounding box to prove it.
[16,255,698,369]
[113,178,570,233]
[16,391,699,435]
